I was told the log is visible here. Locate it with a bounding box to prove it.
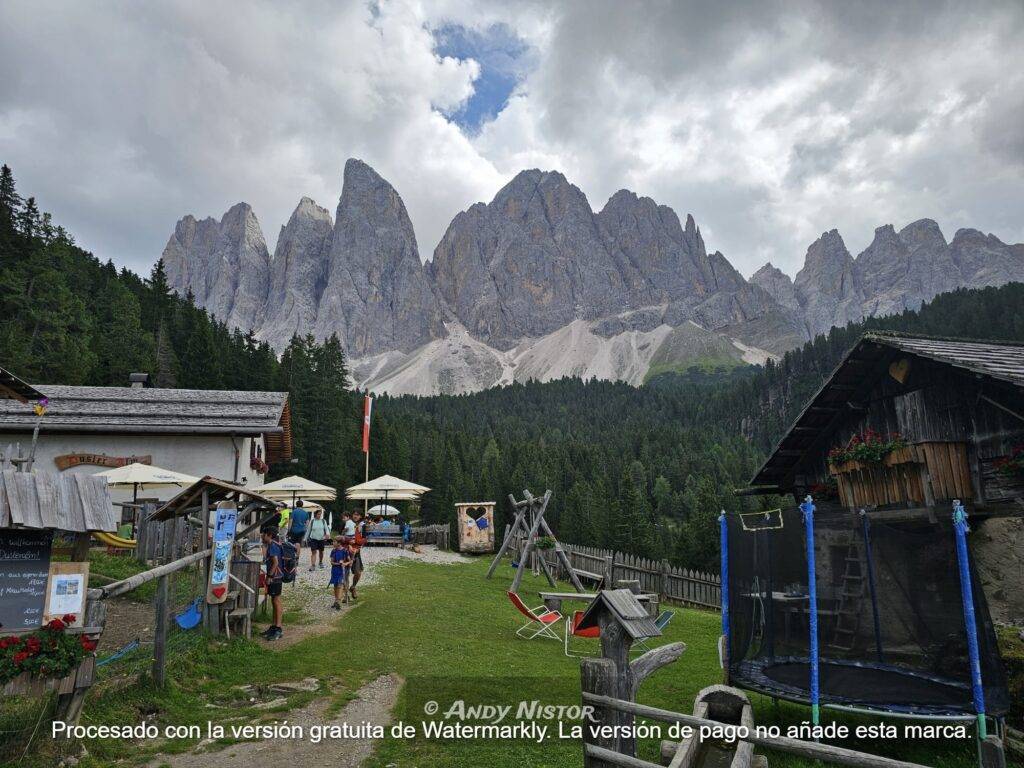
[629,642,686,697]
[581,694,932,768]
[582,657,622,768]
[99,548,210,599]
[152,575,169,686]
[486,495,528,578]
[584,745,662,768]
[980,736,1006,768]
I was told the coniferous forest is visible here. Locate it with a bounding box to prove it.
[5,163,1024,572]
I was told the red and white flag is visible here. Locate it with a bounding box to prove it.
[362,395,373,453]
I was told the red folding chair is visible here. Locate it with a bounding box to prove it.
[564,610,600,656]
[507,591,562,640]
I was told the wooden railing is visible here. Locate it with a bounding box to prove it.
[409,523,451,551]
[506,537,721,610]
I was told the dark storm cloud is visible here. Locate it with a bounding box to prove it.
[0,0,1021,278]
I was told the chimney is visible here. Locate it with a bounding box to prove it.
[129,372,153,389]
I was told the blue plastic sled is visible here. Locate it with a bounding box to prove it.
[175,597,203,630]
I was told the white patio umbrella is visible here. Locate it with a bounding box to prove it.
[367,504,401,517]
[346,474,430,502]
[254,475,338,505]
[93,462,200,502]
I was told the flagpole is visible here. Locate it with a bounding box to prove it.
[363,395,372,515]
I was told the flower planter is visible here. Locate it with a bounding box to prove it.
[1,666,77,697]
[828,441,971,509]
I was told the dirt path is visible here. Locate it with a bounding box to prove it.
[144,674,401,767]
[253,544,468,648]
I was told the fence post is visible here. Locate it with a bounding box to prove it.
[580,657,619,768]
[980,735,1006,768]
[660,560,669,601]
[603,555,613,589]
[152,574,169,687]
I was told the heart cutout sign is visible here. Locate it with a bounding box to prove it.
[211,586,226,599]
[889,357,911,384]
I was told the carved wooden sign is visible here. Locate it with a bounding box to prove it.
[54,454,152,471]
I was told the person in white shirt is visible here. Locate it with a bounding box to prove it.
[306,508,331,571]
[342,511,356,538]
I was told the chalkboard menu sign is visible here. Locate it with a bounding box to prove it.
[0,529,53,631]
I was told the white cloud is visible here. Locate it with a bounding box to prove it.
[0,0,1021,279]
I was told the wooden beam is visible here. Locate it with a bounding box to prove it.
[581,693,932,768]
[152,575,169,687]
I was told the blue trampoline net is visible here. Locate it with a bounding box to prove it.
[726,508,1009,717]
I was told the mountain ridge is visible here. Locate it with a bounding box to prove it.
[159,158,1024,394]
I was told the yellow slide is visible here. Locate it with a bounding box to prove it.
[92,531,137,548]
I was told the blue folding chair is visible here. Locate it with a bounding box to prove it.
[635,610,675,652]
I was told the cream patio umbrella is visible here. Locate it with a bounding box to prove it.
[345,474,430,503]
[93,462,200,503]
[254,475,338,506]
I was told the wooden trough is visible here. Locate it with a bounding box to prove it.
[660,685,764,768]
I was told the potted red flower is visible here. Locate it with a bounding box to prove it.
[0,615,96,691]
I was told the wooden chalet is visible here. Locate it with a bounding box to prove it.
[745,332,1024,517]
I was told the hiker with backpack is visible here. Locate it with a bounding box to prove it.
[349,510,366,600]
[329,535,353,608]
[260,526,286,641]
[306,508,331,571]
[286,499,310,561]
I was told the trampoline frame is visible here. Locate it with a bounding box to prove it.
[722,498,1006,729]
[732,655,980,720]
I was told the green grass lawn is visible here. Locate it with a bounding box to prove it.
[10,555,985,767]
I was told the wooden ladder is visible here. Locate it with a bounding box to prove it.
[830,539,866,652]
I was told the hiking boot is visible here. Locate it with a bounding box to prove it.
[309,565,316,572]
[319,563,325,569]
[332,601,340,610]
[266,627,283,641]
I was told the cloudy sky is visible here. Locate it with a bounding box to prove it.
[1,0,1022,278]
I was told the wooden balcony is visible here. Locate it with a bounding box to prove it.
[828,441,972,509]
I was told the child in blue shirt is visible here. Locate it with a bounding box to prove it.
[329,536,353,609]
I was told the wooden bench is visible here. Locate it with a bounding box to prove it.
[572,567,604,586]
[363,531,405,547]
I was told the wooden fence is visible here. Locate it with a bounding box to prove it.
[409,523,451,551]
[507,536,721,610]
[133,503,193,563]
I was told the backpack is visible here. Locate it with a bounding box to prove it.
[279,540,298,583]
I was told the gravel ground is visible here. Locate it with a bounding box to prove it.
[144,673,402,768]
[282,544,469,622]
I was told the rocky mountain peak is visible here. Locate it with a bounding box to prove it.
[162,201,270,332]
[312,158,445,356]
[949,228,1024,289]
[750,262,800,312]
[159,162,1024,396]
[898,218,946,249]
[257,197,334,351]
[794,229,863,337]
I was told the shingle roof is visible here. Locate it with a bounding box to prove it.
[150,476,282,521]
[0,367,45,404]
[745,332,1024,493]
[0,385,289,437]
[878,335,1024,388]
[577,589,661,640]
[0,470,116,532]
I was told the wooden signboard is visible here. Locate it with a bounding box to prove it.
[43,562,89,627]
[54,453,152,471]
[0,529,53,631]
[457,502,496,553]
[206,503,237,604]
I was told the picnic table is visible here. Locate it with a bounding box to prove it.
[539,591,660,617]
